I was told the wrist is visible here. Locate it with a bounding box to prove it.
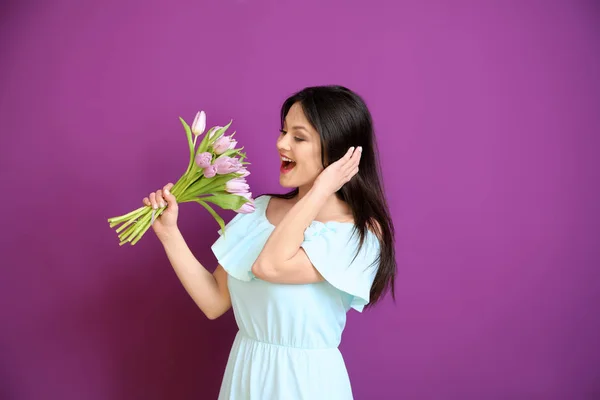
[307,185,332,204]
[157,226,182,244]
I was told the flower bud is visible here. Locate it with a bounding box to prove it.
[213,136,238,154]
[191,111,206,137]
[202,164,217,178]
[195,152,212,169]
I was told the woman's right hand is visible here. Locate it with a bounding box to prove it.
[143,182,179,238]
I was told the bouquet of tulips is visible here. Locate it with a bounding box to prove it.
[108,111,255,246]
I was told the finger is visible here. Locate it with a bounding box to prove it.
[353,147,362,166]
[149,192,158,209]
[338,147,355,168]
[346,147,355,160]
[343,146,361,174]
[163,186,178,209]
[163,182,174,192]
[143,197,151,207]
[156,190,166,208]
[344,167,359,183]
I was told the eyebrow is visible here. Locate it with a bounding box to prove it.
[290,126,309,133]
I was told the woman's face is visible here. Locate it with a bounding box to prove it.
[277,102,323,189]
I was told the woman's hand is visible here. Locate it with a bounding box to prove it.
[313,146,362,197]
[142,182,179,239]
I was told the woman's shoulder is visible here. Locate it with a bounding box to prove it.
[368,219,383,241]
[255,194,382,241]
[258,194,297,226]
[259,194,286,210]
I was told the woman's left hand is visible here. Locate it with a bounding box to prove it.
[313,146,362,196]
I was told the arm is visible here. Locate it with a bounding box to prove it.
[146,183,230,320]
[252,146,362,283]
[251,188,329,283]
[161,229,231,319]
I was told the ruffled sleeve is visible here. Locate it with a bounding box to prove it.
[210,195,272,281]
[301,223,381,312]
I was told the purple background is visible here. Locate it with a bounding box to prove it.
[1,1,599,399]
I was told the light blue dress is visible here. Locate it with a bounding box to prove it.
[211,195,380,399]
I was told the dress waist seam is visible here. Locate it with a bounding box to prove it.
[237,331,338,351]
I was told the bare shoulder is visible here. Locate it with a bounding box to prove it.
[263,195,296,226]
[368,218,384,241]
[265,195,289,209]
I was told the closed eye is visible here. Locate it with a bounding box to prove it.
[280,129,304,142]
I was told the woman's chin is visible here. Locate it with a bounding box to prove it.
[279,177,295,188]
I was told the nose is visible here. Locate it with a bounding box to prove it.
[277,133,291,151]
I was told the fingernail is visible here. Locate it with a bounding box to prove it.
[160,202,165,208]
[153,204,157,209]
[358,146,362,152]
[350,147,355,152]
[164,189,170,195]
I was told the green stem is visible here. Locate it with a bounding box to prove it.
[178,184,209,202]
[130,221,153,245]
[118,219,141,242]
[176,172,202,198]
[115,214,139,234]
[171,175,187,197]
[117,207,150,230]
[108,206,147,225]
[133,207,160,241]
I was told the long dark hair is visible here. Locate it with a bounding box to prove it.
[268,85,396,307]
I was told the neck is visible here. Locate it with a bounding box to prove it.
[297,184,352,222]
[297,184,311,201]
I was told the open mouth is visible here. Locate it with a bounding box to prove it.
[280,156,296,174]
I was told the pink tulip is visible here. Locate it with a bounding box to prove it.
[214,156,242,174]
[192,111,206,137]
[202,164,217,178]
[213,136,237,154]
[237,167,250,177]
[195,152,212,169]
[208,126,222,138]
[236,199,255,214]
[226,178,249,194]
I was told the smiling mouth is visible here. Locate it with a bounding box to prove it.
[280,157,296,174]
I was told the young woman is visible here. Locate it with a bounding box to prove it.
[143,85,396,399]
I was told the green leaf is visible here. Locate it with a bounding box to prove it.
[198,120,233,155]
[211,120,233,142]
[219,146,244,158]
[201,193,248,210]
[179,117,195,172]
[194,199,226,234]
[193,173,240,194]
[196,127,212,155]
[179,178,209,200]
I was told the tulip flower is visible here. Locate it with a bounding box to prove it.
[236,198,255,214]
[202,164,218,178]
[191,111,206,137]
[195,152,212,169]
[226,177,250,193]
[237,167,250,177]
[234,192,254,213]
[238,191,252,200]
[213,135,238,154]
[209,126,222,138]
[214,156,242,174]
